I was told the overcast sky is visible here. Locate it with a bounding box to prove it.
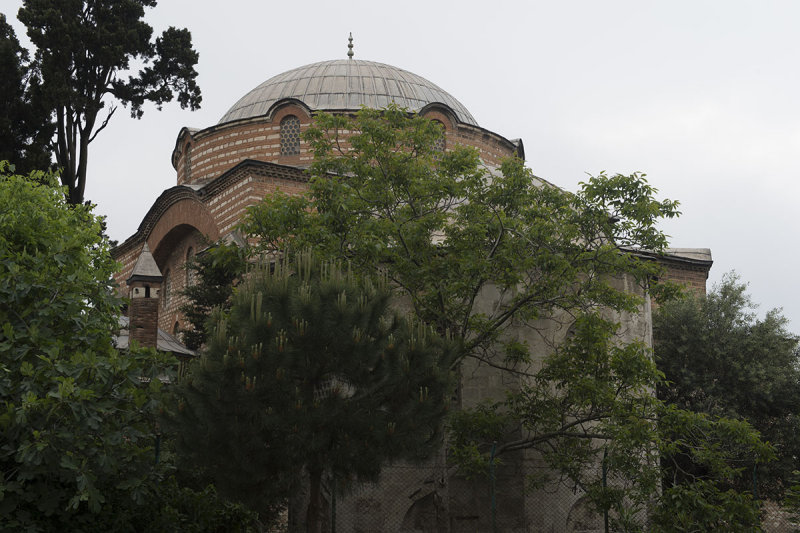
[6,1,800,332]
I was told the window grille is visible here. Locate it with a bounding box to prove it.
[280,115,301,156]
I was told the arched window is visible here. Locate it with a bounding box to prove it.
[431,120,446,156]
[184,143,192,182]
[185,247,195,287]
[280,115,301,156]
[173,321,180,335]
[163,269,171,308]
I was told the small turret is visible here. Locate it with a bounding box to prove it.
[127,243,163,349]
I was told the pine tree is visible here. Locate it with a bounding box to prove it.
[169,251,454,531]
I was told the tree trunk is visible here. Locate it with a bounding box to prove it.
[306,466,323,533]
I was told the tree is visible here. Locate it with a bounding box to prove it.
[179,241,248,351]
[0,162,259,531]
[14,1,202,204]
[0,161,164,528]
[785,471,800,527]
[651,407,772,531]
[0,14,51,174]
[169,251,454,532]
[654,273,800,498]
[244,106,678,368]
[240,107,771,527]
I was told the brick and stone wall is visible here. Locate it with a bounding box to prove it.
[663,263,710,297]
[129,296,159,349]
[173,102,522,187]
[112,161,310,333]
[175,105,315,185]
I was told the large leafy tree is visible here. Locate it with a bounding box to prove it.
[0,162,257,531]
[240,107,772,528]
[14,0,202,204]
[169,251,454,532]
[0,162,165,528]
[654,273,800,499]
[244,106,679,368]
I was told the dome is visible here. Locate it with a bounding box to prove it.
[218,59,478,126]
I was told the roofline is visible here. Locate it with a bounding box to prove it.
[215,58,479,126]
[171,127,200,169]
[112,160,308,258]
[126,274,164,285]
[622,247,714,269]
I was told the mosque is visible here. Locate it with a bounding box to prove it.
[112,38,712,532]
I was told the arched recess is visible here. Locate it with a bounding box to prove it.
[151,224,207,273]
[419,103,458,130]
[565,495,604,532]
[145,197,220,264]
[400,491,441,532]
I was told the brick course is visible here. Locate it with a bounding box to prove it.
[115,101,535,338]
[663,263,710,297]
[129,297,159,348]
[112,160,311,332]
[173,103,522,187]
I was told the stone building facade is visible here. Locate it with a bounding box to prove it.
[112,50,711,532]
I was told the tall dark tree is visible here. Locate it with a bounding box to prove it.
[0,14,51,173]
[15,0,202,204]
[654,273,800,498]
[179,241,248,351]
[169,251,454,532]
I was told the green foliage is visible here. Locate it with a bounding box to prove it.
[239,107,768,529]
[244,105,678,362]
[136,478,260,533]
[14,1,202,203]
[652,480,761,532]
[169,250,454,528]
[651,407,773,531]
[785,471,800,527]
[0,163,254,531]
[0,162,162,529]
[654,273,800,498]
[179,241,248,351]
[449,313,669,525]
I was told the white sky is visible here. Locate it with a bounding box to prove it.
[6,1,800,332]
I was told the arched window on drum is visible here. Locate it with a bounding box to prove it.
[431,120,446,158]
[280,115,301,156]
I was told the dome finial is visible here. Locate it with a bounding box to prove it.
[347,33,354,59]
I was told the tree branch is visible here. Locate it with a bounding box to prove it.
[88,105,117,144]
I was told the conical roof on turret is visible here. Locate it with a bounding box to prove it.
[126,243,163,284]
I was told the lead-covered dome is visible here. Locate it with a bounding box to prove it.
[218,59,478,126]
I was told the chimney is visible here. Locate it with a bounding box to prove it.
[126,243,163,349]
